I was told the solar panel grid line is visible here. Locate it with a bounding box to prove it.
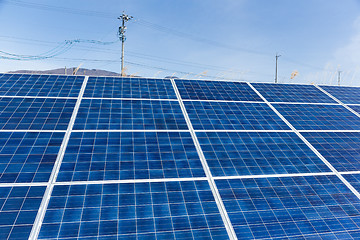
[341,171,360,175]
[298,130,360,133]
[213,172,336,180]
[182,99,265,104]
[29,76,89,240]
[82,97,179,101]
[170,78,238,240]
[315,85,360,121]
[0,130,66,133]
[267,101,339,106]
[0,182,48,187]
[194,129,294,133]
[52,177,209,186]
[0,95,78,100]
[71,129,191,133]
[248,82,360,201]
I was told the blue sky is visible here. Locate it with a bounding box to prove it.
[0,0,359,85]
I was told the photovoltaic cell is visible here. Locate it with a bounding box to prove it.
[320,85,360,104]
[38,181,229,239]
[274,103,360,130]
[0,186,46,240]
[0,74,84,98]
[196,132,329,177]
[343,174,360,193]
[0,97,76,130]
[252,83,337,103]
[57,131,205,181]
[83,77,177,99]
[303,132,360,172]
[348,105,360,116]
[73,99,188,130]
[184,101,290,130]
[0,131,64,183]
[176,79,263,101]
[216,175,360,239]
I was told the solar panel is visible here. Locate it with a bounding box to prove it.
[344,174,360,192]
[274,103,360,130]
[303,132,360,172]
[73,99,188,130]
[176,79,263,101]
[348,105,360,115]
[0,186,46,240]
[0,131,64,183]
[196,132,330,176]
[184,101,290,130]
[38,181,229,239]
[3,74,360,240]
[83,76,177,99]
[0,74,84,98]
[252,83,337,103]
[216,175,360,239]
[320,85,360,104]
[0,97,76,130]
[57,131,205,181]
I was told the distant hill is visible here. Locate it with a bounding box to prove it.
[8,68,127,77]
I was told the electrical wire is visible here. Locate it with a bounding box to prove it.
[2,0,337,73]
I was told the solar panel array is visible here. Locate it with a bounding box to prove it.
[1,73,360,239]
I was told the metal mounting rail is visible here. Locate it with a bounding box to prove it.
[170,78,238,240]
[29,76,89,240]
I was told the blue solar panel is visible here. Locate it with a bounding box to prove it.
[343,174,360,193]
[216,175,360,239]
[0,186,46,240]
[320,85,360,104]
[274,103,360,130]
[303,132,360,172]
[0,131,64,183]
[83,76,177,99]
[73,99,188,130]
[57,131,205,181]
[252,83,337,103]
[348,105,360,115]
[176,79,263,101]
[0,97,76,130]
[184,101,290,130]
[0,74,84,97]
[38,181,229,239]
[197,132,329,176]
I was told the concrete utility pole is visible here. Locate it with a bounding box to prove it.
[338,70,342,86]
[118,12,133,77]
[275,53,281,83]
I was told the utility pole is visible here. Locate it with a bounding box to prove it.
[275,53,281,83]
[338,70,342,86]
[118,12,133,77]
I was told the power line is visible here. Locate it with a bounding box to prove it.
[0,39,119,60]
[4,0,115,18]
[2,0,338,73]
